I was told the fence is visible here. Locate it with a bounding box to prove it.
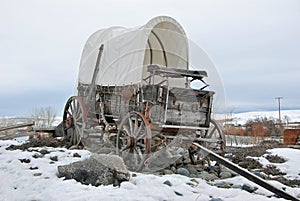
[225,135,283,146]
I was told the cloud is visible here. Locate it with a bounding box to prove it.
[0,0,299,115]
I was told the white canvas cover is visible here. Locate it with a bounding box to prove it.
[78,16,189,86]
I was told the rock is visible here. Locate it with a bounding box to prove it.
[170,166,177,172]
[209,198,223,201]
[196,167,204,172]
[176,167,190,176]
[98,147,114,154]
[32,153,43,158]
[73,153,81,158]
[198,171,218,181]
[242,184,257,193]
[209,165,220,173]
[174,191,183,196]
[186,182,196,187]
[19,158,31,163]
[176,148,185,155]
[220,166,238,177]
[163,169,174,175]
[184,164,198,175]
[40,149,50,155]
[50,156,58,161]
[144,142,181,170]
[219,171,232,179]
[190,178,199,184]
[209,170,218,177]
[213,181,232,189]
[57,154,130,186]
[253,171,265,179]
[175,158,184,166]
[183,156,191,164]
[232,184,242,189]
[163,180,172,187]
[202,163,210,170]
[29,166,38,170]
[33,173,42,176]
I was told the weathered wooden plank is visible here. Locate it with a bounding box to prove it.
[0,122,34,132]
[193,142,300,201]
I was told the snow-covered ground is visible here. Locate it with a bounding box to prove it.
[225,109,300,126]
[0,139,299,201]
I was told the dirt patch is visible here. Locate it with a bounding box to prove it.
[6,138,72,151]
[226,146,266,171]
[262,164,286,176]
[265,154,286,163]
[229,153,262,170]
[259,140,286,149]
[271,177,300,188]
[227,140,287,159]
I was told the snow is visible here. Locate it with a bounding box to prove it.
[0,140,299,201]
[229,109,300,126]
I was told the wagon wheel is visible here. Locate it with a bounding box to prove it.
[63,96,87,146]
[203,119,226,154]
[190,119,226,164]
[116,111,151,172]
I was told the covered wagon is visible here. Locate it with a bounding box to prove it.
[62,16,225,171]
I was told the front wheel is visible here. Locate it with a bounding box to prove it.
[116,111,151,172]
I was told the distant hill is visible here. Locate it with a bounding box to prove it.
[229,109,300,126]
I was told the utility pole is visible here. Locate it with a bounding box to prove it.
[275,97,283,124]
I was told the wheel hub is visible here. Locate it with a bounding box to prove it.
[127,136,136,148]
[65,117,73,128]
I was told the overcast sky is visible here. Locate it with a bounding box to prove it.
[1,0,299,116]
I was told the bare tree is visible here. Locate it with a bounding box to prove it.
[0,117,12,127]
[0,117,16,135]
[32,107,57,128]
[224,106,235,127]
[283,115,290,125]
[244,117,281,137]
